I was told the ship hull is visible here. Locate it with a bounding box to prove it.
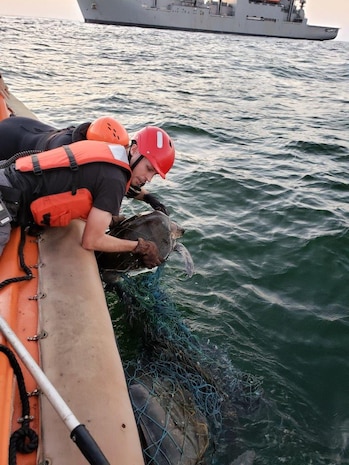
[76,0,338,41]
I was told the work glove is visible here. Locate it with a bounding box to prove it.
[143,193,169,216]
[126,185,142,199]
[134,238,164,269]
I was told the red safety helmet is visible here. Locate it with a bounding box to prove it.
[132,126,175,179]
[86,116,129,146]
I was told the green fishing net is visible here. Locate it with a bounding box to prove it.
[106,267,263,464]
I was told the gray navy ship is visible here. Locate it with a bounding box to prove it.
[76,0,338,41]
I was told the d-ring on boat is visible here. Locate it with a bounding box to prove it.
[0,74,145,465]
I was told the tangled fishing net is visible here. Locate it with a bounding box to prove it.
[106,267,264,464]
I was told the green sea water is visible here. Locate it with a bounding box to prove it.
[1,15,349,464]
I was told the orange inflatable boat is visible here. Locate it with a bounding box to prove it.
[0,75,144,465]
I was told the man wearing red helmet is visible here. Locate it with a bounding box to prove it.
[0,128,175,264]
[0,116,170,214]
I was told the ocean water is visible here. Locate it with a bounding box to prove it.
[1,15,349,465]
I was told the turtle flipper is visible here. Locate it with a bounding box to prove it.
[173,243,194,277]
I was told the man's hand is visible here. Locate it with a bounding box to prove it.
[109,215,126,229]
[143,193,169,215]
[126,185,142,199]
[134,238,164,268]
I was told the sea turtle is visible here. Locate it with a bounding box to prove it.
[96,211,194,281]
[128,380,209,465]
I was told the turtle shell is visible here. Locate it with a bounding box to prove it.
[96,211,177,273]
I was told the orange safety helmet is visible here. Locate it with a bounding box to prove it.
[86,116,129,147]
[132,126,175,179]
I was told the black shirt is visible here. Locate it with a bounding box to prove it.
[0,116,89,160]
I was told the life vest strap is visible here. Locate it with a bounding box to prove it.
[32,154,42,175]
[63,145,79,195]
[63,145,79,171]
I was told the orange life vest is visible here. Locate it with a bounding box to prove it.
[15,140,131,227]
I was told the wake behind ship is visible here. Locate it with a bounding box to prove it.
[76,0,338,41]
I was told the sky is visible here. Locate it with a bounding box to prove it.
[0,0,348,42]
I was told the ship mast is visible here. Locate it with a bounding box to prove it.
[287,0,295,22]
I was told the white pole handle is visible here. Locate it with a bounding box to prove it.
[0,315,110,465]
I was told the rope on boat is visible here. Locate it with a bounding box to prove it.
[0,149,41,169]
[0,344,38,464]
[0,227,34,290]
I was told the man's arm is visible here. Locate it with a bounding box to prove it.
[82,207,137,253]
[82,207,163,268]
[127,186,169,215]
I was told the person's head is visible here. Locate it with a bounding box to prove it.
[86,116,129,147]
[128,126,175,186]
